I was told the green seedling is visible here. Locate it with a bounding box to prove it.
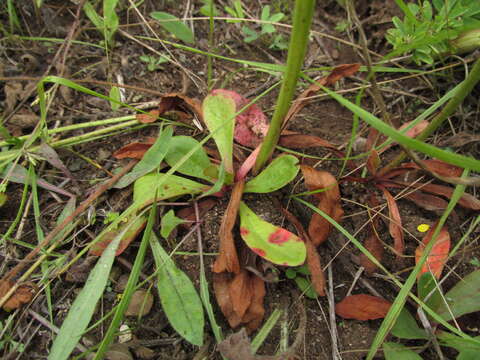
[83,0,120,46]
[139,54,169,71]
[200,0,220,17]
[151,11,195,44]
[285,266,318,299]
[386,0,480,64]
[224,0,244,23]
[242,5,288,50]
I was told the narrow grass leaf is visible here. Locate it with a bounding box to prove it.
[417,272,442,315]
[244,155,299,193]
[383,342,422,360]
[109,86,121,111]
[48,224,125,360]
[150,233,204,346]
[151,12,194,44]
[322,85,480,171]
[239,201,306,266]
[114,127,173,188]
[94,206,156,359]
[165,135,215,182]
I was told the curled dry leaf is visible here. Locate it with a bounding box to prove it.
[301,166,343,246]
[136,110,160,123]
[212,181,243,274]
[125,289,154,317]
[415,223,451,279]
[157,92,204,123]
[113,140,155,160]
[379,187,404,256]
[335,294,392,320]
[213,271,265,331]
[0,280,36,311]
[211,89,269,148]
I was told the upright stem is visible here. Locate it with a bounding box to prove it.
[254,0,316,173]
[379,56,480,175]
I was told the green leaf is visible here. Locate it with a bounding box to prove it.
[165,136,215,182]
[160,210,186,239]
[294,277,317,299]
[202,92,236,174]
[150,233,204,346]
[417,272,442,314]
[383,342,422,360]
[0,192,7,207]
[114,127,173,188]
[436,269,480,321]
[242,26,259,42]
[133,173,208,208]
[244,155,299,193]
[391,308,428,340]
[239,201,306,266]
[150,12,194,44]
[48,224,124,360]
[437,331,480,360]
[109,86,121,110]
[83,1,104,31]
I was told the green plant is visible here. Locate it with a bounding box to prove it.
[139,54,169,71]
[83,0,120,46]
[224,0,244,23]
[285,265,318,299]
[242,5,289,50]
[386,0,480,64]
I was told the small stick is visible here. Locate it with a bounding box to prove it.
[327,265,341,360]
[0,160,137,308]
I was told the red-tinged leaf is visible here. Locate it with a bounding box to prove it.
[281,207,325,296]
[415,223,451,279]
[403,191,448,212]
[283,64,360,127]
[0,280,36,311]
[398,120,429,139]
[113,141,155,159]
[177,199,218,229]
[89,216,146,256]
[301,166,343,246]
[366,149,381,175]
[379,187,404,256]
[236,145,261,181]
[211,89,269,148]
[157,92,204,123]
[360,232,384,276]
[400,159,463,178]
[212,181,243,274]
[279,133,340,153]
[382,180,480,210]
[335,294,392,320]
[136,109,160,123]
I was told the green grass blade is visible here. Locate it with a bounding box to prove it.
[251,308,282,353]
[94,207,154,359]
[150,12,195,44]
[321,85,480,171]
[48,224,127,360]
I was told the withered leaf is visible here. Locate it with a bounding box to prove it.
[136,110,160,123]
[400,159,463,178]
[403,191,448,212]
[379,187,404,256]
[415,223,450,280]
[335,294,392,320]
[157,93,203,123]
[0,280,36,311]
[113,141,155,160]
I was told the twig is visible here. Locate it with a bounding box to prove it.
[327,265,341,360]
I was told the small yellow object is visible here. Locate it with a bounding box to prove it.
[417,224,430,233]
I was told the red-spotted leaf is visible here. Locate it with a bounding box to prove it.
[212,89,269,148]
[415,224,450,279]
[238,202,306,266]
[336,294,392,320]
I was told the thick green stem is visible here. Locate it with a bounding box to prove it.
[380,56,480,174]
[254,0,316,173]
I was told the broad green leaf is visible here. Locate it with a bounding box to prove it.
[436,269,480,321]
[48,224,124,360]
[114,127,173,188]
[150,233,204,345]
[437,331,480,360]
[239,201,306,266]
[160,210,186,239]
[150,12,194,44]
[165,135,216,182]
[109,86,121,111]
[202,93,236,174]
[417,272,442,314]
[244,155,299,193]
[383,342,422,360]
[133,173,208,208]
[391,308,428,340]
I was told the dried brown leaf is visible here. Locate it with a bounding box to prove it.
[0,280,36,311]
[360,232,384,276]
[366,149,381,175]
[403,191,448,212]
[400,159,463,178]
[113,141,155,160]
[335,294,392,320]
[177,199,218,229]
[136,110,160,123]
[380,187,404,256]
[157,93,203,123]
